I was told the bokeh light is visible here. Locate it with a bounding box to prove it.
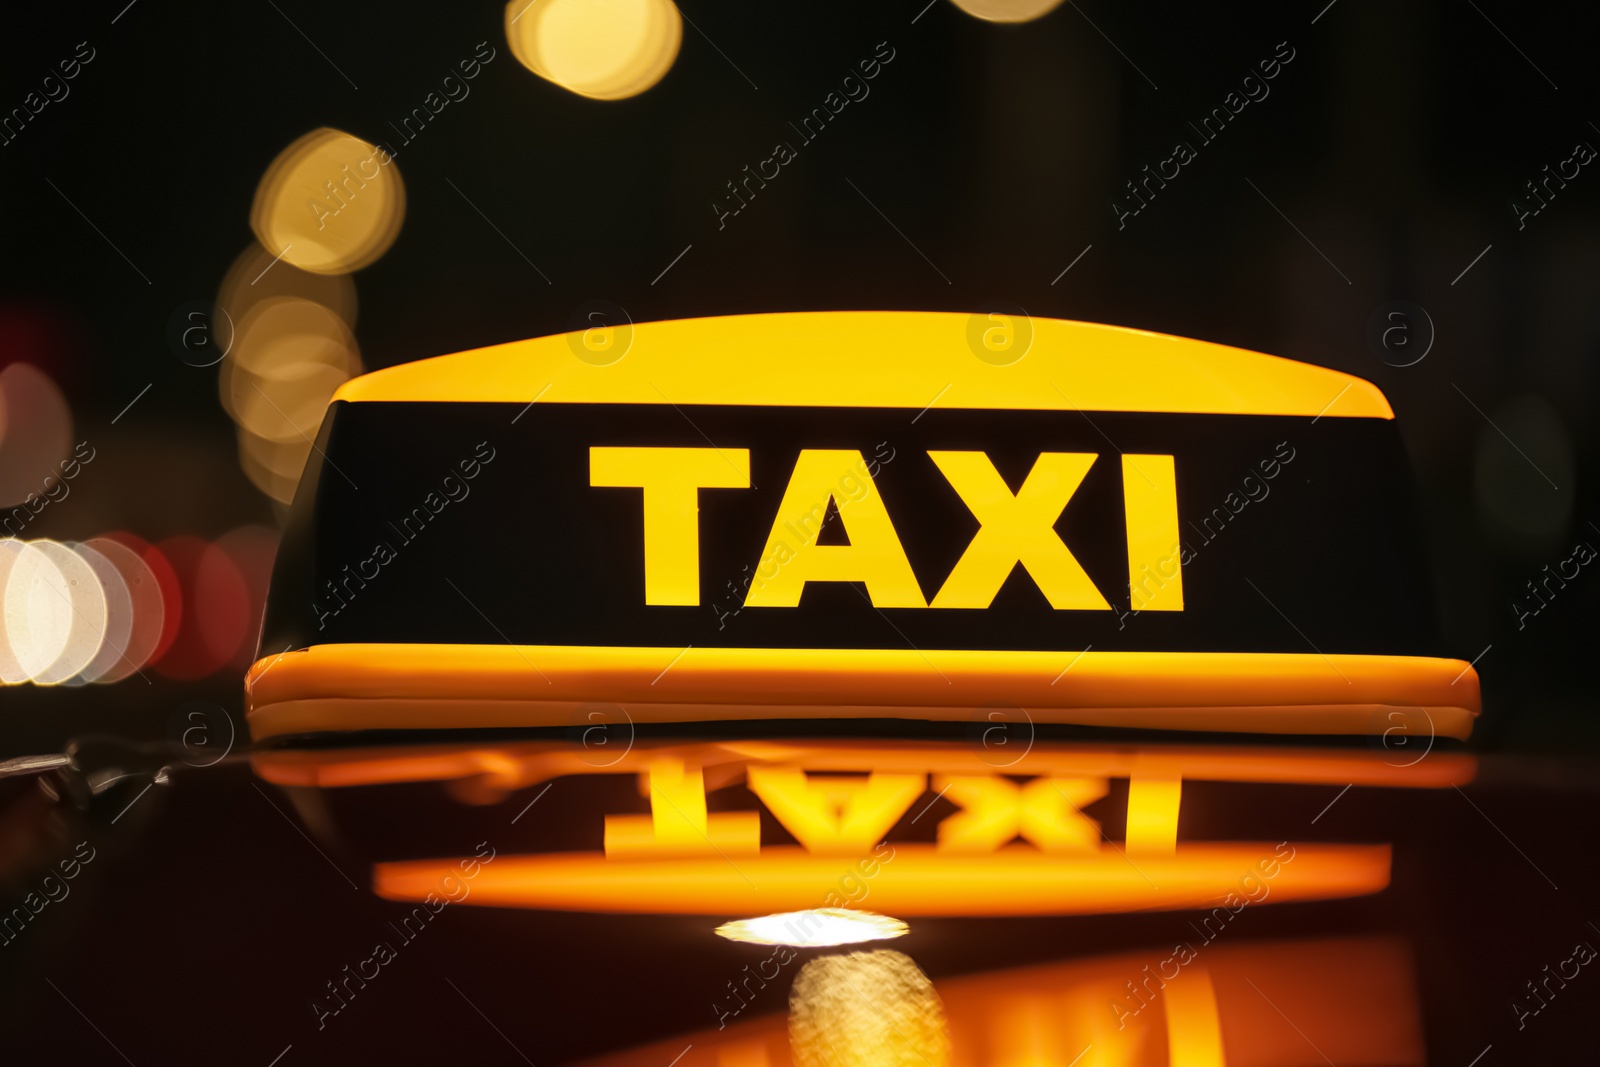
[68,540,131,685]
[29,540,108,685]
[219,293,362,504]
[103,532,183,667]
[237,429,312,506]
[2,541,73,683]
[0,304,87,389]
[0,529,268,685]
[251,128,406,275]
[217,241,358,331]
[82,535,165,684]
[215,524,280,672]
[946,0,1066,22]
[153,536,252,681]
[0,540,32,683]
[222,296,360,398]
[229,360,352,445]
[0,363,72,507]
[505,0,682,100]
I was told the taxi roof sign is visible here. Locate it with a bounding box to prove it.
[249,312,1476,743]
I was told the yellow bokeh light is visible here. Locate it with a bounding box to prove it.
[218,290,360,505]
[789,950,951,1067]
[216,288,360,503]
[238,427,314,506]
[251,127,405,275]
[236,299,360,382]
[233,361,352,445]
[715,909,908,948]
[505,0,682,100]
[947,0,1066,22]
[217,241,358,331]
[220,296,360,423]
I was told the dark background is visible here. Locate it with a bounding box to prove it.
[1,0,1597,1063]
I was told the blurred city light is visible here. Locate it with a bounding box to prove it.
[81,535,164,684]
[0,362,72,507]
[27,539,109,685]
[1,541,70,682]
[228,360,351,446]
[153,536,251,681]
[217,273,363,505]
[68,541,131,685]
[250,127,406,275]
[0,527,274,685]
[215,525,280,672]
[224,297,360,390]
[505,0,682,100]
[946,0,1066,23]
[237,428,311,506]
[104,531,183,667]
[218,240,359,328]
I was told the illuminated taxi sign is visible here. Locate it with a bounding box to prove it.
[248,311,1480,741]
[590,447,1181,611]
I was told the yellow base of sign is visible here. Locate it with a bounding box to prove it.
[246,643,1478,742]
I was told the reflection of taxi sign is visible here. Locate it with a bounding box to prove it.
[248,312,1479,742]
[567,936,1424,1067]
[255,738,1474,916]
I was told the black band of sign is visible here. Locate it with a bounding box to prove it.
[260,401,1438,657]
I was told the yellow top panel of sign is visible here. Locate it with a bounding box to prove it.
[334,311,1393,419]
